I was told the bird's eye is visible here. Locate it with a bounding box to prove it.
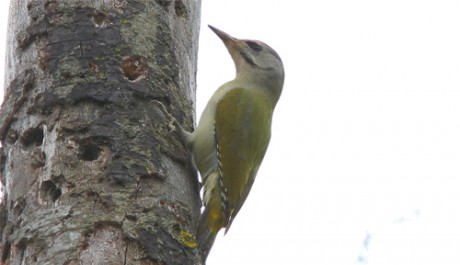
[246,41,263,52]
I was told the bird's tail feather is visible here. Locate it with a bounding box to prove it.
[196,207,218,263]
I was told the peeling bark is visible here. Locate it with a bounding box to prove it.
[0,0,202,264]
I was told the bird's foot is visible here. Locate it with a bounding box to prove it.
[151,100,177,133]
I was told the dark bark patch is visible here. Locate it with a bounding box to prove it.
[20,127,44,148]
[154,24,179,79]
[0,69,36,138]
[137,227,190,264]
[174,0,189,19]
[18,1,49,50]
[125,214,138,222]
[156,0,172,7]
[1,240,11,262]
[40,180,62,203]
[31,150,46,168]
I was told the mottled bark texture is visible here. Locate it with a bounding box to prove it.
[0,0,202,264]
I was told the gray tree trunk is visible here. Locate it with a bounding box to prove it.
[0,0,202,264]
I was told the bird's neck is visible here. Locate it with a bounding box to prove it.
[234,73,283,108]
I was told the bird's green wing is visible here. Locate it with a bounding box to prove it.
[214,87,273,231]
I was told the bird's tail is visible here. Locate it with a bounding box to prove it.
[196,207,219,263]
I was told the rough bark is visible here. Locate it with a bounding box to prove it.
[0,0,202,264]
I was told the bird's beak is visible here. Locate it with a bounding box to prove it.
[208,25,237,46]
[208,25,244,57]
[209,25,246,72]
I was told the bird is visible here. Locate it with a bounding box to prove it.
[154,25,284,262]
[193,25,284,261]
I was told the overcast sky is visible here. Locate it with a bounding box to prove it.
[2,1,460,265]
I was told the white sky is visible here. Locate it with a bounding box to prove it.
[2,1,460,265]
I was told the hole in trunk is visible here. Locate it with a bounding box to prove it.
[21,127,44,148]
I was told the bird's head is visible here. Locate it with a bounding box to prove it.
[209,25,284,101]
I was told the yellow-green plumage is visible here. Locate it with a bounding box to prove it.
[192,26,284,262]
[216,87,272,227]
[194,85,274,260]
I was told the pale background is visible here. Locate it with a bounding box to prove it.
[2,1,460,265]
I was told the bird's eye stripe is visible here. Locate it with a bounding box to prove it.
[246,41,263,52]
[239,51,256,67]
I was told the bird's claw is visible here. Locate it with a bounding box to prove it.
[167,119,176,133]
[151,100,177,133]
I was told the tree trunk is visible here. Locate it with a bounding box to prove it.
[0,0,201,264]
